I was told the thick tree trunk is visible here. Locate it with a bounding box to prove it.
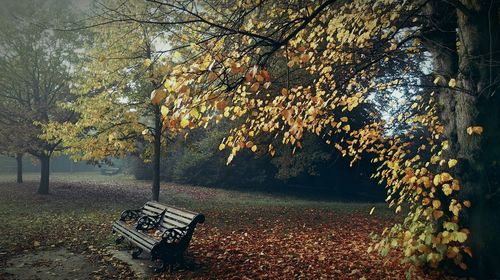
[37,155,50,195]
[16,153,23,184]
[425,0,500,277]
[454,1,500,277]
[151,105,161,202]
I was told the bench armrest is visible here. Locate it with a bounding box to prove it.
[161,226,190,244]
[136,210,166,231]
[120,209,142,221]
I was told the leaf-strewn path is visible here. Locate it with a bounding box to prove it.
[0,173,451,279]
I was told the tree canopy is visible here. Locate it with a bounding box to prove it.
[0,0,494,276]
[80,0,498,275]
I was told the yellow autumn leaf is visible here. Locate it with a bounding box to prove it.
[448,159,458,168]
[161,105,169,116]
[251,145,257,152]
[369,207,375,215]
[421,176,431,188]
[448,78,457,88]
[432,200,441,209]
[449,202,462,216]
[218,143,226,151]
[442,140,449,150]
[340,116,348,122]
[433,174,441,186]
[442,184,453,196]
[440,172,453,182]
[190,108,200,119]
[463,200,471,208]
[455,232,467,243]
[226,153,234,165]
[466,126,483,135]
[180,118,190,128]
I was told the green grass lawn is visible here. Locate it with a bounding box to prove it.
[0,172,446,279]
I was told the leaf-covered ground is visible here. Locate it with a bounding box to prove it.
[0,172,452,279]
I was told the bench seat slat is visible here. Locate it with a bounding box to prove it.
[113,221,157,249]
[113,227,155,252]
[113,222,156,246]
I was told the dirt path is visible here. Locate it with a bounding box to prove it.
[3,249,100,280]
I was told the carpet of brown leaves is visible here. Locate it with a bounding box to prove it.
[0,172,454,279]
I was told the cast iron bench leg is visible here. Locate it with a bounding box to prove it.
[154,259,166,273]
[115,236,125,244]
[132,248,143,259]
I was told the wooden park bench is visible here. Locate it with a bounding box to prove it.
[101,167,121,176]
[112,201,205,272]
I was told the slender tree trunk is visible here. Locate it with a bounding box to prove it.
[152,105,161,201]
[16,153,23,184]
[38,155,50,195]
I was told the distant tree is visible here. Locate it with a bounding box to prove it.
[0,0,84,194]
[43,0,175,201]
[0,122,28,183]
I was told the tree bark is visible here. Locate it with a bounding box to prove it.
[151,104,161,201]
[454,1,500,277]
[16,153,23,184]
[37,154,50,195]
[424,0,500,277]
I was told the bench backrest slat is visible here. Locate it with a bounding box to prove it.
[161,222,188,231]
[149,201,198,216]
[164,211,193,224]
[141,204,163,217]
[140,201,203,230]
[165,207,197,219]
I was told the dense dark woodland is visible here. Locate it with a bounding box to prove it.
[0,0,499,279]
